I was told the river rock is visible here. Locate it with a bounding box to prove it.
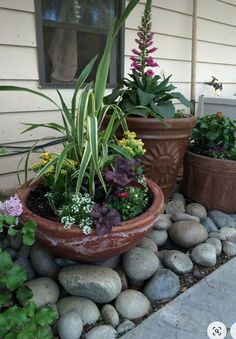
[58,265,122,303]
[209,210,236,229]
[114,267,129,290]
[54,258,78,267]
[205,238,222,256]
[165,200,185,215]
[168,221,208,248]
[229,214,236,221]
[191,243,217,267]
[26,277,60,307]
[101,304,119,327]
[122,247,159,281]
[162,250,193,274]
[143,269,180,302]
[86,325,117,339]
[117,320,135,335]
[186,203,207,220]
[172,193,186,205]
[5,248,17,260]
[17,245,31,259]
[15,257,35,280]
[171,212,200,223]
[95,255,120,268]
[30,243,59,279]
[222,240,236,256]
[57,311,83,339]
[57,296,100,325]
[201,217,218,233]
[136,237,158,253]
[220,227,236,239]
[147,229,168,246]
[115,290,151,320]
[208,232,226,241]
[9,232,22,251]
[153,214,172,230]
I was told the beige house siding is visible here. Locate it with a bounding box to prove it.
[0,0,236,191]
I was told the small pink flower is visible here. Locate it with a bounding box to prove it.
[131,62,141,70]
[148,47,158,53]
[130,56,138,62]
[4,195,23,217]
[137,32,142,38]
[131,48,140,55]
[135,38,141,44]
[147,40,153,47]
[145,69,155,77]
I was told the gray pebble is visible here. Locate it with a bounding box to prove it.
[9,232,22,250]
[153,214,172,230]
[209,210,236,229]
[136,237,158,253]
[205,238,222,256]
[15,257,35,280]
[86,325,117,339]
[191,243,216,267]
[165,200,185,215]
[58,311,83,339]
[201,217,218,233]
[222,241,236,256]
[116,320,135,335]
[147,229,168,246]
[208,232,226,241]
[30,243,59,279]
[186,203,207,220]
[101,304,119,327]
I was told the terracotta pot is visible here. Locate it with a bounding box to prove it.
[105,116,196,200]
[183,151,236,213]
[17,178,164,261]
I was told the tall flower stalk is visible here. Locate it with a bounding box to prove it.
[130,0,159,77]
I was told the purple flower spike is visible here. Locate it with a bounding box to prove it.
[145,69,155,77]
[4,195,23,217]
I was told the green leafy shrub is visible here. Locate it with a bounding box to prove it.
[188,112,236,160]
[0,196,58,338]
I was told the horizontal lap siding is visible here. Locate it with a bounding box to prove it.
[1,0,236,191]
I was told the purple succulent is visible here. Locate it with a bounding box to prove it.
[91,203,121,235]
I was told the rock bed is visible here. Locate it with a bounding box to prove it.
[1,189,236,339]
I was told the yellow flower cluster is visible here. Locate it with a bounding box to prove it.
[31,152,77,176]
[118,131,146,158]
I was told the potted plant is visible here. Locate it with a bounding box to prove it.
[104,0,196,200]
[0,0,164,262]
[183,112,236,213]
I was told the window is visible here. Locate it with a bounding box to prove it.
[35,0,124,87]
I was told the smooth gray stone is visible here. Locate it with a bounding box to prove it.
[94,255,120,268]
[229,214,236,221]
[54,257,78,267]
[201,217,218,233]
[165,200,185,215]
[17,245,31,259]
[117,320,135,335]
[86,325,117,339]
[136,237,158,253]
[208,231,226,241]
[122,247,159,280]
[101,304,119,327]
[120,258,236,339]
[162,250,193,274]
[9,232,22,251]
[26,277,60,308]
[191,243,217,267]
[0,238,10,249]
[222,241,236,256]
[144,269,180,302]
[57,311,83,339]
[168,221,208,248]
[57,296,100,325]
[172,193,186,205]
[209,210,236,229]
[5,247,17,260]
[58,265,122,303]
[15,257,35,280]
[220,227,236,239]
[115,290,151,320]
[171,212,200,223]
[186,203,207,220]
[153,214,172,231]
[205,238,222,256]
[147,229,168,246]
[30,243,59,279]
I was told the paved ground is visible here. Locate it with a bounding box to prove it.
[121,257,236,339]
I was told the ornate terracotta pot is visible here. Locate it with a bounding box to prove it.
[183,151,236,213]
[17,178,164,261]
[104,116,196,200]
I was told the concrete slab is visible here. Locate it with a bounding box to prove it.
[121,257,236,339]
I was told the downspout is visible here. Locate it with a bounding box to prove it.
[190,0,197,114]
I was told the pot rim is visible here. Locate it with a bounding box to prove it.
[185,150,236,165]
[17,178,164,235]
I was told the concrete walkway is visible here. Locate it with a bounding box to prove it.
[121,257,236,339]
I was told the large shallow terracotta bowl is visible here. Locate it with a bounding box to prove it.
[17,178,164,261]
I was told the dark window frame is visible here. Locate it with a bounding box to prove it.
[34,0,125,88]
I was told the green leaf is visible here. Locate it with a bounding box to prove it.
[16,285,33,304]
[137,88,155,106]
[35,307,58,327]
[7,228,18,237]
[22,122,65,134]
[74,141,91,194]
[25,302,37,317]
[109,143,132,160]
[54,143,75,183]
[0,250,13,273]
[4,264,26,290]
[0,291,12,307]
[170,92,192,108]
[4,215,17,226]
[151,101,175,119]
[22,220,37,246]
[31,158,58,184]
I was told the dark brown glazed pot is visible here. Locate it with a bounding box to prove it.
[17,178,164,261]
[105,116,196,200]
[183,151,236,213]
